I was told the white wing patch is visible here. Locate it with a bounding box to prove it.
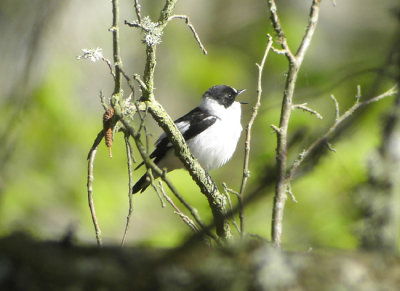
[155,121,190,146]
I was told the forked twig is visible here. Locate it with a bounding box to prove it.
[288,85,398,180]
[158,181,199,232]
[222,183,240,234]
[268,0,322,248]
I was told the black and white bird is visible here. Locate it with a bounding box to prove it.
[132,85,246,193]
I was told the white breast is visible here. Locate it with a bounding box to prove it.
[187,100,242,171]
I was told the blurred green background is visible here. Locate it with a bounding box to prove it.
[0,0,399,249]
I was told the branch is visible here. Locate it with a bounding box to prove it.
[123,0,231,241]
[121,134,135,246]
[288,85,398,180]
[87,130,104,247]
[168,15,207,55]
[268,0,322,248]
[145,102,231,240]
[133,0,142,23]
[222,183,240,234]
[158,181,200,233]
[295,0,321,60]
[110,0,122,96]
[115,114,218,243]
[292,103,323,120]
[238,34,273,236]
[267,0,294,60]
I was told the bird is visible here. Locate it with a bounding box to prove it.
[132,84,246,193]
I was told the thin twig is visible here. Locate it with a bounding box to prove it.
[168,15,207,55]
[270,124,281,134]
[158,181,199,232]
[87,130,105,160]
[101,56,116,79]
[121,134,135,246]
[267,0,295,60]
[330,94,340,121]
[326,142,336,152]
[87,131,104,247]
[119,117,218,243]
[222,183,240,234]
[111,0,122,96]
[149,169,166,208]
[292,103,323,120]
[120,68,136,98]
[286,183,298,203]
[287,85,398,180]
[99,91,109,111]
[133,0,142,23]
[238,34,273,236]
[133,74,147,92]
[295,0,321,60]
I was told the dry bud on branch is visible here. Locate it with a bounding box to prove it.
[103,107,115,157]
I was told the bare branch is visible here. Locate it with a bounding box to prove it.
[168,15,207,55]
[330,94,340,121]
[271,46,288,55]
[87,130,104,247]
[287,85,398,181]
[133,0,142,23]
[286,183,298,203]
[292,103,323,120]
[222,183,240,234]
[159,181,199,232]
[117,116,218,243]
[99,91,109,111]
[267,0,295,60]
[295,0,322,60]
[120,68,136,98]
[238,34,273,236]
[148,170,166,208]
[270,124,281,135]
[133,74,147,92]
[326,141,337,153]
[121,134,135,246]
[268,0,323,248]
[130,0,232,240]
[102,56,116,79]
[110,0,122,97]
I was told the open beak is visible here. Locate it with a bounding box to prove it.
[237,89,248,104]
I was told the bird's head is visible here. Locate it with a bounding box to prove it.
[203,85,246,108]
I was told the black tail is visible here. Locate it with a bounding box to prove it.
[132,174,150,194]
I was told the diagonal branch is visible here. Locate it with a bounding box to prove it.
[288,85,398,181]
[116,115,218,242]
[122,0,232,241]
[168,15,207,55]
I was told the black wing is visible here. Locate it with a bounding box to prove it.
[136,107,217,168]
[175,107,218,141]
